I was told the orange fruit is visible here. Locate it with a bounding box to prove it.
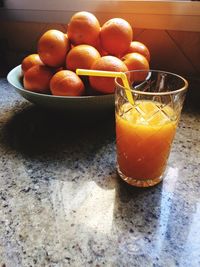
[38,29,70,68]
[94,36,108,57]
[100,18,133,56]
[89,55,128,94]
[50,70,85,96]
[122,52,149,82]
[21,54,44,73]
[66,44,101,71]
[126,41,150,62]
[67,11,100,46]
[23,65,54,93]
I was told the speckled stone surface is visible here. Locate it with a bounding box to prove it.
[0,78,200,267]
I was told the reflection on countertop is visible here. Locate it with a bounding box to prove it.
[0,78,200,267]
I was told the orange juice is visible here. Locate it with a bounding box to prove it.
[116,100,177,183]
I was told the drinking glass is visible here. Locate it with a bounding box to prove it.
[115,70,188,187]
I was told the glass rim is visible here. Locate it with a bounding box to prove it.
[115,69,188,96]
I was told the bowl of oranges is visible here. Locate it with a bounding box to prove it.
[7,11,150,112]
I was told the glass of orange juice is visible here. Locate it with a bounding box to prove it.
[115,70,188,187]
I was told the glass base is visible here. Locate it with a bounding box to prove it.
[117,165,163,187]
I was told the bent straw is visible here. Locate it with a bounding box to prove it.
[76,69,134,105]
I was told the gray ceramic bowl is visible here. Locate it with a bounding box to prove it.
[7,65,114,112]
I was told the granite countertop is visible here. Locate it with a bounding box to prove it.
[0,77,200,267]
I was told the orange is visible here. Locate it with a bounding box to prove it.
[50,70,85,96]
[94,35,108,57]
[89,55,128,94]
[122,52,149,83]
[38,30,70,68]
[67,11,100,46]
[100,18,133,57]
[23,65,54,93]
[66,44,101,71]
[21,54,44,73]
[126,41,150,62]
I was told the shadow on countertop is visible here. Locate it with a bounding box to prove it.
[1,104,115,157]
[183,76,200,113]
[113,175,163,230]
